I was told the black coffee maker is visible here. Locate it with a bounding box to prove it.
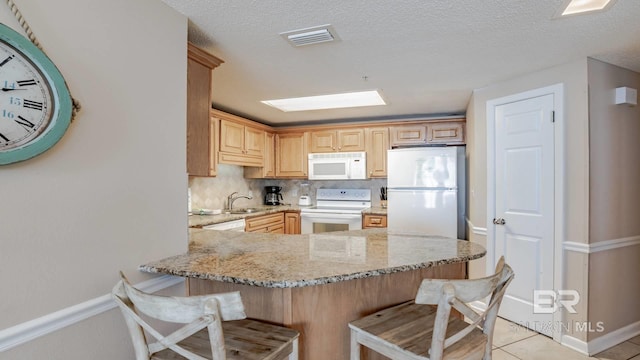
[264,186,284,205]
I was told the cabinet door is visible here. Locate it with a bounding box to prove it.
[390,125,427,147]
[285,212,301,234]
[244,131,274,178]
[337,129,365,152]
[263,132,275,177]
[309,131,337,153]
[220,120,245,154]
[245,126,265,157]
[427,121,465,144]
[276,133,308,178]
[365,127,388,178]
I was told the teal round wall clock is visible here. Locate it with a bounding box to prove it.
[0,23,72,165]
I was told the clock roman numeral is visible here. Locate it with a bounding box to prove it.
[17,79,37,87]
[0,132,9,142]
[23,100,43,111]
[15,116,35,129]
[0,56,13,67]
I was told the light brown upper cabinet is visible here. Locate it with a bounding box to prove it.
[389,124,427,147]
[365,127,389,178]
[309,129,365,153]
[214,109,267,167]
[186,43,223,176]
[426,121,465,144]
[244,131,275,179]
[390,119,465,147]
[276,132,309,178]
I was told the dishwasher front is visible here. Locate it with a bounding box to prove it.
[202,219,246,232]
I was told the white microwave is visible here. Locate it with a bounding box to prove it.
[308,152,367,180]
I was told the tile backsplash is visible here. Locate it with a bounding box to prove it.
[189,164,387,211]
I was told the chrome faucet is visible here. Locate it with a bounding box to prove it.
[227,191,253,211]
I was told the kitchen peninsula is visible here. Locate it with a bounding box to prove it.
[140,228,485,360]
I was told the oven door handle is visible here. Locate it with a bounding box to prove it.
[301,212,362,221]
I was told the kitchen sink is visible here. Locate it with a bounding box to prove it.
[228,208,260,214]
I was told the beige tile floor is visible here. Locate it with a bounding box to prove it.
[493,317,640,360]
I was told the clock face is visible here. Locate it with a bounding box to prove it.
[0,41,54,151]
[0,23,72,165]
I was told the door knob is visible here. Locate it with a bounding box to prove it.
[493,218,506,225]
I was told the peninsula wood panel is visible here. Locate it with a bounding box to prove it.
[189,262,464,360]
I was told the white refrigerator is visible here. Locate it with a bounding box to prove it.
[386,146,466,239]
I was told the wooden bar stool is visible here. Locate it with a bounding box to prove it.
[349,257,514,360]
[112,272,299,360]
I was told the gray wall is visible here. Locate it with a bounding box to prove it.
[466,56,640,347]
[0,0,188,358]
[586,58,640,342]
[466,58,591,340]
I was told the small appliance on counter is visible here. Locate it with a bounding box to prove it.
[264,185,284,205]
[298,195,312,206]
[298,183,312,206]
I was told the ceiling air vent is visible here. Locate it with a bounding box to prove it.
[280,24,340,47]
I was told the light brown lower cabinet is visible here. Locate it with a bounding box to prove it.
[245,212,285,233]
[284,211,301,234]
[363,214,387,228]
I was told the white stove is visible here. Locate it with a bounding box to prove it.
[300,188,371,234]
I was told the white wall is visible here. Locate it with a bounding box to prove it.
[0,0,188,358]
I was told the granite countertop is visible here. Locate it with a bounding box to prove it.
[190,205,387,228]
[362,206,387,215]
[139,228,485,288]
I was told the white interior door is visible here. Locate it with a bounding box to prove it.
[491,92,555,336]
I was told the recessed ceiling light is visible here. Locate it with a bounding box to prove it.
[261,90,386,112]
[558,0,616,16]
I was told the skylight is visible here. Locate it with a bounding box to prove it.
[261,90,386,112]
[560,0,616,16]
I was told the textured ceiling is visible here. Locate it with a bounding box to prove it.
[160,0,640,126]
